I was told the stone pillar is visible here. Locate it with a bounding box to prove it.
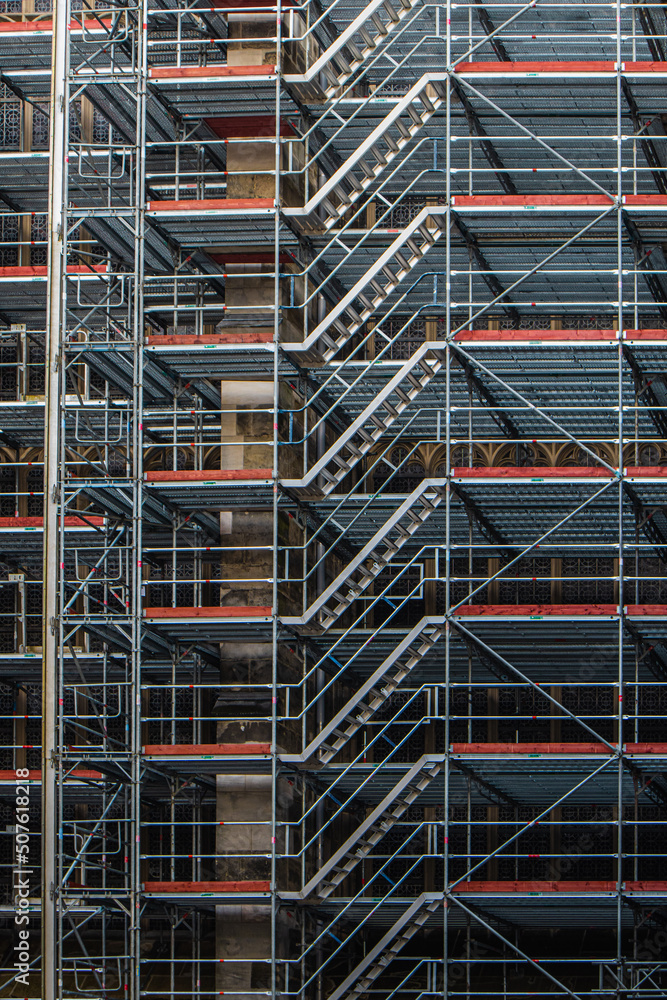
[219,260,307,343]
[211,24,319,981]
[215,904,295,997]
[215,775,295,996]
[215,904,272,998]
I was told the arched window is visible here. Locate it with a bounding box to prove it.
[636,443,667,467]
[495,443,549,468]
[556,444,612,468]
[438,445,487,474]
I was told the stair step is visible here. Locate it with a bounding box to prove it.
[322,63,339,87]
[356,428,375,445]
[334,51,352,75]
[359,158,377,180]
[407,104,424,126]
[370,279,386,298]
[332,317,350,338]
[382,0,400,21]
[334,183,352,205]
[370,12,389,35]
[394,251,410,272]
[319,332,338,353]
[355,706,373,720]
[396,119,412,140]
[358,25,376,48]
[405,372,424,390]
[418,223,437,244]
[321,196,340,219]
[378,816,395,830]
[345,306,363,327]
[389,792,409,820]
[420,91,435,113]
[370,144,388,165]
[405,237,423,258]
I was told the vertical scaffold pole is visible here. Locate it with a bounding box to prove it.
[132,2,149,996]
[42,0,69,990]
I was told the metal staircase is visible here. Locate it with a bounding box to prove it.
[328,894,443,1000]
[282,343,446,496]
[282,616,446,765]
[301,755,445,899]
[283,479,445,629]
[285,76,446,230]
[283,210,445,363]
[281,24,450,995]
[285,0,422,101]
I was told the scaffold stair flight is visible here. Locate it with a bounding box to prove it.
[282,479,445,629]
[300,756,445,898]
[283,209,446,363]
[282,343,446,495]
[285,0,423,101]
[328,895,443,1000]
[285,76,446,228]
[282,618,445,764]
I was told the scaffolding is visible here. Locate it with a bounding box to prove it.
[0,0,667,996]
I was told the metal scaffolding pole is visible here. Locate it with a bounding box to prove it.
[42,0,69,990]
